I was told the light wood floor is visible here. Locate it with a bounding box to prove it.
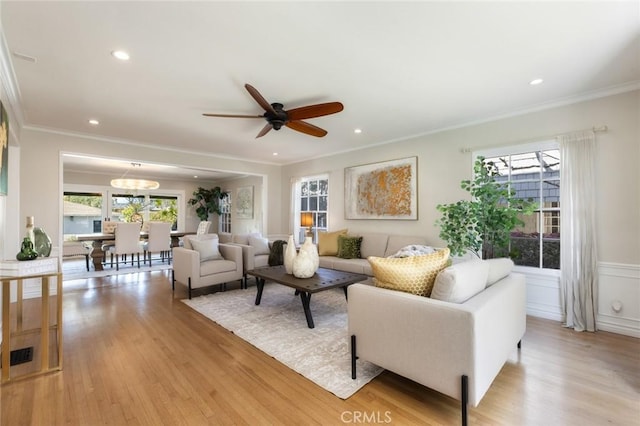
[1,267,639,425]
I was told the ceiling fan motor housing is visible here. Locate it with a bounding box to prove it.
[265,103,288,130]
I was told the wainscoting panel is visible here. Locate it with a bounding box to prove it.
[517,267,563,321]
[597,262,640,338]
[519,263,640,338]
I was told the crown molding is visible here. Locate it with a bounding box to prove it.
[23,123,282,167]
[284,80,640,166]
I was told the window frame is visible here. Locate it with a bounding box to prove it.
[474,139,560,271]
[219,192,232,233]
[294,174,329,244]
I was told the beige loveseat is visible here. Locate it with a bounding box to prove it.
[318,231,429,276]
[348,258,526,425]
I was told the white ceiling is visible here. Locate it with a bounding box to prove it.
[1,1,639,180]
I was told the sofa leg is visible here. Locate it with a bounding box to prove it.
[351,335,357,380]
[461,375,468,426]
[171,269,175,291]
[517,340,522,349]
[188,277,192,300]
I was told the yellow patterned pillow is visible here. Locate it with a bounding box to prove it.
[368,248,450,297]
[317,229,348,256]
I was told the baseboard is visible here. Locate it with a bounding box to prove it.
[597,313,640,338]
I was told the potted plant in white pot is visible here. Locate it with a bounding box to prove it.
[435,157,535,259]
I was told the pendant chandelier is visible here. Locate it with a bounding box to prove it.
[110,162,160,190]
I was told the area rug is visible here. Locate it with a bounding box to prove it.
[182,283,383,399]
[62,259,171,281]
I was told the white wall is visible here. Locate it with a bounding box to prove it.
[281,90,640,336]
[220,175,266,235]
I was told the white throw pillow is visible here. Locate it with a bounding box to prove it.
[485,258,514,286]
[431,259,489,303]
[190,238,223,262]
[249,235,270,255]
[389,245,436,258]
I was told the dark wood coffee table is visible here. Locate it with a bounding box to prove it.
[247,265,367,328]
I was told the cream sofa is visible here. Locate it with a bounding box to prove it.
[348,258,526,425]
[319,232,429,276]
[172,234,243,298]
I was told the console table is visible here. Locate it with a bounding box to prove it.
[1,259,63,383]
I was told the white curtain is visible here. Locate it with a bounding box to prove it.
[559,131,598,332]
[290,177,302,243]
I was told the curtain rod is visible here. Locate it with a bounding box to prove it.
[555,125,608,139]
[460,125,608,154]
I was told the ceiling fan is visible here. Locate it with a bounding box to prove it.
[203,84,344,138]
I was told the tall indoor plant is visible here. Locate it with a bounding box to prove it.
[188,186,229,221]
[436,157,534,259]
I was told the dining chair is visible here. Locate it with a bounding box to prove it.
[108,222,143,270]
[100,220,118,264]
[197,221,212,235]
[143,221,172,266]
[178,220,212,247]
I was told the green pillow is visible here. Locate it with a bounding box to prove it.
[337,235,363,259]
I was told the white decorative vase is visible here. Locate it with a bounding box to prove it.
[293,236,319,278]
[284,235,297,275]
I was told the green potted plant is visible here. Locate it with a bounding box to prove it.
[436,157,535,259]
[188,187,229,221]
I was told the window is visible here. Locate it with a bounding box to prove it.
[63,187,183,238]
[149,195,178,230]
[294,175,329,243]
[219,192,231,233]
[63,192,103,236]
[477,142,560,269]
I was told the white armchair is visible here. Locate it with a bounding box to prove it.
[228,234,288,288]
[172,234,243,299]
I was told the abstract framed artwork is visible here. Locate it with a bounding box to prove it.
[0,101,8,196]
[236,185,254,219]
[344,156,418,220]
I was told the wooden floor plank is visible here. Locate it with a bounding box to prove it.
[1,268,639,425]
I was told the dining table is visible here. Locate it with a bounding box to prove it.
[75,230,193,271]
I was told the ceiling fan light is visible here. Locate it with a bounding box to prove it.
[110,178,159,190]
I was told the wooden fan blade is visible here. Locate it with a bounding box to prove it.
[245,84,277,115]
[256,123,273,138]
[287,102,344,120]
[202,113,263,118]
[285,120,328,138]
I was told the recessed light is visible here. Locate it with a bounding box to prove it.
[88,119,99,125]
[111,50,130,61]
[273,152,278,156]
[354,128,362,134]
[529,78,544,86]
[193,175,198,179]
